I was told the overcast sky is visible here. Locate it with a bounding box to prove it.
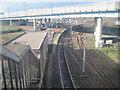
[0,0,119,14]
[0,0,101,2]
[1,0,118,2]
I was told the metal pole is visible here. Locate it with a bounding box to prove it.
[33,19,37,31]
[10,20,12,26]
[70,26,72,47]
[82,36,86,76]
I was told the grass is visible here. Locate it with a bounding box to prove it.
[84,33,119,64]
[83,33,119,86]
[0,32,24,44]
[1,26,22,34]
[0,26,25,45]
[97,43,118,64]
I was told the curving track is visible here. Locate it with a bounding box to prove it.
[42,29,117,88]
[58,31,76,89]
[76,40,117,88]
[58,29,117,88]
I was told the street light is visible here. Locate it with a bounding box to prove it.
[81,36,87,77]
[69,26,72,47]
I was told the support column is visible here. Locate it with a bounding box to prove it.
[48,18,51,22]
[94,17,102,48]
[33,19,37,31]
[39,19,42,24]
[44,18,47,23]
[94,17,97,35]
[26,19,28,26]
[10,20,12,26]
[39,19,42,30]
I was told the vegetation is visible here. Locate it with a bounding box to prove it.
[102,26,118,36]
[0,26,24,44]
[97,43,118,64]
[1,32,24,44]
[1,26,23,34]
[84,33,119,64]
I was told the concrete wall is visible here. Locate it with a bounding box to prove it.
[33,34,48,86]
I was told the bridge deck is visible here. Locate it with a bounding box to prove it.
[0,1,119,19]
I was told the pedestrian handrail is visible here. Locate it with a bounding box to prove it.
[0,45,40,89]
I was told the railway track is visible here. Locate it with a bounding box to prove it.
[88,58,116,88]
[64,33,117,88]
[58,33,76,89]
[65,45,117,88]
[56,29,116,88]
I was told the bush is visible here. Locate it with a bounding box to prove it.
[98,43,118,62]
[1,26,22,34]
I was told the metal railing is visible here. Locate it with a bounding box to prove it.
[0,45,40,90]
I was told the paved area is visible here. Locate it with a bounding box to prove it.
[11,31,47,50]
[41,29,65,88]
[41,44,62,88]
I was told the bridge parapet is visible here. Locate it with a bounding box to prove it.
[0,1,119,19]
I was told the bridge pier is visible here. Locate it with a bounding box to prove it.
[38,19,42,25]
[94,17,97,35]
[10,20,12,26]
[48,18,51,22]
[45,18,47,23]
[26,19,29,26]
[33,19,37,31]
[94,17,103,48]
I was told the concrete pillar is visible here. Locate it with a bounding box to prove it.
[94,17,97,35]
[10,20,12,26]
[38,19,42,30]
[40,19,43,30]
[48,18,51,22]
[38,19,42,25]
[33,19,37,31]
[26,19,28,26]
[44,18,47,23]
[50,18,53,23]
[94,17,102,47]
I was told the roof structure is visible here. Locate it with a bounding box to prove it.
[0,45,19,62]
[4,43,27,56]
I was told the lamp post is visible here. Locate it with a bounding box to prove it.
[69,26,72,47]
[81,36,87,77]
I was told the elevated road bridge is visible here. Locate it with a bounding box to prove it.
[1,1,120,47]
[0,1,119,19]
